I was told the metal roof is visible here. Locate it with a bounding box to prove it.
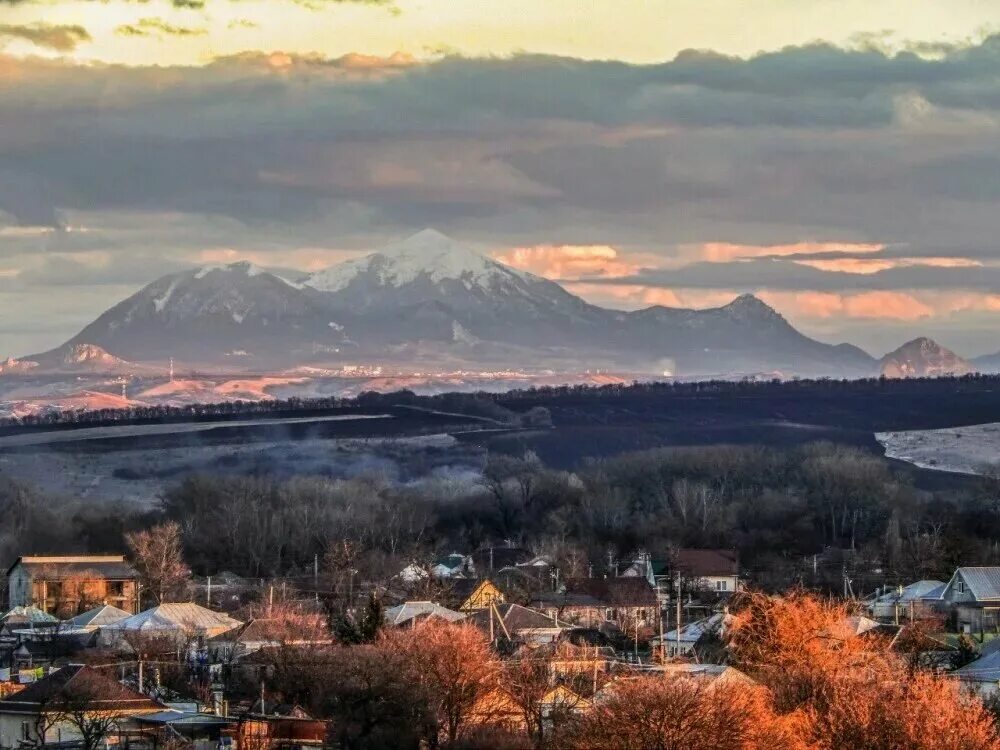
[953,568,1000,601]
[955,650,1000,682]
[657,612,731,644]
[871,580,945,604]
[0,606,58,625]
[103,603,242,634]
[0,664,164,713]
[383,601,465,626]
[66,604,132,630]
[133,711,236,726]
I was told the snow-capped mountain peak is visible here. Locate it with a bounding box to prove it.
[306,228,529,293]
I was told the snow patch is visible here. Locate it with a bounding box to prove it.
[451,321,478,345]
[153,277,182,313]
[194,261,267,281]
[305,228,534,293]
[328,321,344,331]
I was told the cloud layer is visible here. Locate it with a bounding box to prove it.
[1,38,1000,356]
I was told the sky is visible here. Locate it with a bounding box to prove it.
[1,0,999,358]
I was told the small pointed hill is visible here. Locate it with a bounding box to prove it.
[880,337,972,378]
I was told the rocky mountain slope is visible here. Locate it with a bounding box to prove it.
[879,337,972,378]
[24,230,882,377]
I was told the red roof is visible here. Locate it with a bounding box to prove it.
[673,549,739,578]
[563,578,658,607]
[0,665,164,714]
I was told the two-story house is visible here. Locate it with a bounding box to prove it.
[937,567,1000,634]
[7,556,140,616]
[622,548,741,597]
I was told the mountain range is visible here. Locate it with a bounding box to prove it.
[14,229,996,379]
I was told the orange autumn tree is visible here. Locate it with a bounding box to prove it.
[563,675,806,750]
[726,589,1000,750]
[377,619,499,744]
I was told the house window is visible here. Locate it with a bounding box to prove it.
[108,581,126,597]
[21,722,31,741]
[716,581,728,591]
[957,580,965,593]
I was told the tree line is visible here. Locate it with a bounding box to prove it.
[2,440,998,599]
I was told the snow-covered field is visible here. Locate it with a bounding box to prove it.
[876,423,1000,476]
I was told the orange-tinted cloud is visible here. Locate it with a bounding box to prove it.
[795,256,983,274]
[758,291,936,321]
[682,241,884,264]
[494,245,662,280]
[563,283,736,310]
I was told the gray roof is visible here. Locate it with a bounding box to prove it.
[103,603,242,634]
[66,604,133,630]
[955,650,1000,682]
[133,711,236,726]
[383,601,465,626]
[952,568,1000,601]
[656,612,731,644]
[0,606,58,625]
[871,580,945,604]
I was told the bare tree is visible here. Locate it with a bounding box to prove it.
[125,522,191,604]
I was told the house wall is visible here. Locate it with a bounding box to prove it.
[540,605,654,629]
[461,583,505,613]
[942,573,978,605]
[7,568,32,609]
[0,713,89,749]
[955,604,1000,634]
[691,575,739,593]
[8,565,138,615]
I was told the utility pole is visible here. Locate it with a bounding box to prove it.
[206,576,212,607]
[675,572,682,658]
[313,554,319,604]
[658,586,666,664]
[138,659,144,693]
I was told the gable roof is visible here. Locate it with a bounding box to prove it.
[563,578,658,607]
[66,604,133,630]
[468,603,560,633]
[103,603,243,634]
[947,568,1000,601]
[673,549,739,578]
[0,664,163,714]
[657,612,730,644]
[659,663,756,686]
[447,578,495,602]
[383,601,465,627]
[0,606,58,626]
[210,616,328,645]
[955,649,1000,683]
[868,580,946,606]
